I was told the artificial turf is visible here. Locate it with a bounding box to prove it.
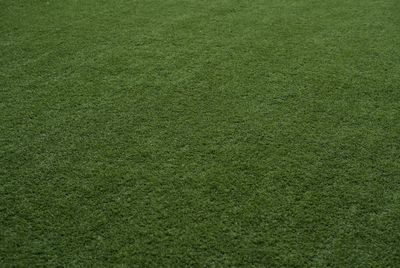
[1,0,400,266]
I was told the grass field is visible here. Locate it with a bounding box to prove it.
[1,0,400,266]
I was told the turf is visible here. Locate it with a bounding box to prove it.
[1,0,400,266]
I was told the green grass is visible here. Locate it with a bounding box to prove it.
[1,0,400,266]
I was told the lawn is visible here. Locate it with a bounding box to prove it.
[1,0,400,266]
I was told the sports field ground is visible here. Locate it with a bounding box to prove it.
[1,0,400,266]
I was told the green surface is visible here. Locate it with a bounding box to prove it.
[1,0,400,266]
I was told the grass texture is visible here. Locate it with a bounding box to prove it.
[1,0,400,266]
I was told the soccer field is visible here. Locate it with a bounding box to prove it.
[1,0,399,266]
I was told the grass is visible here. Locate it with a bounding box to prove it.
[1,0,400,266]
